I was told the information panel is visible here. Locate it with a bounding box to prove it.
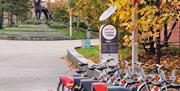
[100,24,118,62]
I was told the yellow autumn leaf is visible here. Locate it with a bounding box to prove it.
[147,31,153,37]
[123,35,129,39]
[112,16,117,23]
[154,32,160,38]
[145,45,150,49]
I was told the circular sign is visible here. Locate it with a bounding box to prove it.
[102,25,117,40]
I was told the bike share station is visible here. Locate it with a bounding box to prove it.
[58,4,180,91]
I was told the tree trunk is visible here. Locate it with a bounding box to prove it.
[76,16,79,31]
[155,30,161,64]
[10,11,13,27]
[164,23,168,47]
[0,3,3,29]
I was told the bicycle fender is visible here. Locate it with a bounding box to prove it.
[60,76,74,88]
[92,83,108,91]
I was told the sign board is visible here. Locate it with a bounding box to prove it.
[81,39,91,48]
[100,24,118,62]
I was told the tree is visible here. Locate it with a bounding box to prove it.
[0,0,4,29]
[75,0,109,31]
[111,0,179,64]
[2,0,31,27]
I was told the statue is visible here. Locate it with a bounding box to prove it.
[34,0,52,21]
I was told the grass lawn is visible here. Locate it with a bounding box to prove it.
[16,25,35,28]
[1,26,98,39]
[76,45,145,63]
[3,28,47,32]
[0,33,17,36]
[55,28,98,39]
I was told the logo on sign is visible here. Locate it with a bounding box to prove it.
[102,25,117,40]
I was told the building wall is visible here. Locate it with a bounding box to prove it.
[161,21,180,47]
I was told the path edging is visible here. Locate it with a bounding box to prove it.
[67,47,99,77]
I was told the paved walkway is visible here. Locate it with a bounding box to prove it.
[0,39,99,91]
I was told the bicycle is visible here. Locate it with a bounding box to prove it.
[57,59,119,91]
[137,64,180,91]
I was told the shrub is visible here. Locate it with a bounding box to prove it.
[48,21,67,29]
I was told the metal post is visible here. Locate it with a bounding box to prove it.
[69,9,72,37]
[132,11,138,74]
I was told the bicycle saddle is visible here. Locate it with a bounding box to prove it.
[169,83,180,88]
[76,70,86,74]
[79,62,88,66]
[73,77,88,87]
[107,68,119,75]
[80,79,100,91]
[126,80,140,84]
[96,66,107,71]
[88,66,96,71]
[109,65,116,69]
[176,67,180,70]
[108,86,132,91]
[151,82,163,86]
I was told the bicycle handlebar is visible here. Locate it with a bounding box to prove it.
[134,62,143,67]
[155,64,163,72]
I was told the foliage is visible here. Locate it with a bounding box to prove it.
[110,0,179,45]
[110,0,179,64]
[48,21,68,29]
[52,8,69,23]
[0,0,31,26]
[54,28,87,39]
[23,19,37,24]
[75,0,110,30]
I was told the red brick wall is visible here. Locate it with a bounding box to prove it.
[169,21,180,47]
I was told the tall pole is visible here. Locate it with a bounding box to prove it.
[132,2,138,74]
[69,9,72,37]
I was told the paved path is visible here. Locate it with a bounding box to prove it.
[0,39,99,91]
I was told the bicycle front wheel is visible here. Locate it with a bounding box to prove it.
[137,82,154,91]
[161,85,180,91]
[57,82,72,91]
[57,82,63,91]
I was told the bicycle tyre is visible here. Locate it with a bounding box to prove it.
[57,82,72,91]
[161,85,180,91]
[137,82,154,91]
[57,82,63,91]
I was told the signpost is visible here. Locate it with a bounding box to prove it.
[100,24,118,62]
[99,5,118,62]
[99,3,139,73]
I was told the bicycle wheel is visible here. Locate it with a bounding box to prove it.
[125,82,141,90]
[161,85,180,91]
[57,82,72,91]
[137,82,154,91]
[62,85,73,91]
[57,82,63,91]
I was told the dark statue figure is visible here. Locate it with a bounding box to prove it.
[34,0,52,21]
